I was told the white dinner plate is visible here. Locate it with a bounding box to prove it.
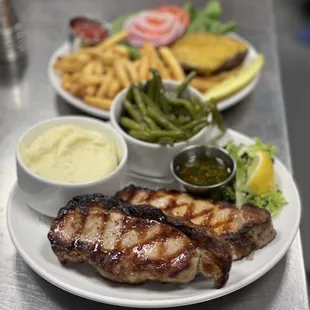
[7,129,300,308]
[48,34,260,119]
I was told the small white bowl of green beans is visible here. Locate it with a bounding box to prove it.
[110,70,224,179]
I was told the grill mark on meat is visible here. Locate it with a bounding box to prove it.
[48,194,232,288]
[116,185,277,260]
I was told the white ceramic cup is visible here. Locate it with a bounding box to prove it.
[16,116,128,217]
[110,80,213,179]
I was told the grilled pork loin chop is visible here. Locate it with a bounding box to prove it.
[116,185,276,260]
[48,194,232,288]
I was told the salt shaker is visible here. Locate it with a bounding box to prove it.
[0,0,25,62]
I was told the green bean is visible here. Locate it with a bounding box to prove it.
[147,76,157,101]
[160,95,170,114]
[147,106,179,131]
[144,116,160,130]
[133,87,147,115]
[174,71,197,98]
[124,100,143,123]
[192,123,207,136]
[182,116,210,130]
[128,130,155,142]
[166,97,196,117]
[208,98,225,132]
[140,91,160,110]
[120,117,145,131]
[150,68,163,90]
[167,114,180,126]
[144,80,151,93]
[148,130,185,139]
[126,85,134,102]
[137,82,144,92]
[193,96,202,114]
[157,137,175,146]
[129,129,186,144]
[178,115,192,125]
[150,68,163,105]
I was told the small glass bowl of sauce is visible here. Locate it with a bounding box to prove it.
[69,16,110,51]
[171,145,236,195]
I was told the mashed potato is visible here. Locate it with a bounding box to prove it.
[19,124,118,183]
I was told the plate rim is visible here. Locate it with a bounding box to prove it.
[48,33,260,118]
[6,129,301,308]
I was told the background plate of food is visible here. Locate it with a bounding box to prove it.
[7,128,300,308]
[48,1,264,119]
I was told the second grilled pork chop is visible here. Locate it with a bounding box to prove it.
[48,194,232,288]
[116,185,276,260]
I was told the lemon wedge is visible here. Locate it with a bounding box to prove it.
[246,151,275,195]
[204,54,265,101]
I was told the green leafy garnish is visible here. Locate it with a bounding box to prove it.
[111,12,136,34]
[183,3,198,23]
[244,187,287,217]
[187,0,237,34]
[209,138,286,216]
[205,0,222,19]
[124,44,140,60]
[246,138,277,157]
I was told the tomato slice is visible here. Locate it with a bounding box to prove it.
[155,5,189,28]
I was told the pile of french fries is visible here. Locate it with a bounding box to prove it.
[54,30,186,111]
[54,30,240,110]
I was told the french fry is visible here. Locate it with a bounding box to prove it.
[112,45,130,58]
[61,79,71,91]
[73,52,92,63]
[142,43,157,70]
[114,60,131,88]
[156,56,170,80]
[84,85,97,96]
[91,50,120,66]
[68,83,85,97]
[139,56,149,82]
[96,72,114,97]
[158,47,185,81]
[81,61,97,74]
[96,30,129,50]
[92,60,105,75]
[71,72,81,82]
[107,80,121,98]
[141,43,171,79]
[79,73,104,85]
[132,60,141,81]
[84,96,112,110]
[54,59,84,73]
[123,60,138,83]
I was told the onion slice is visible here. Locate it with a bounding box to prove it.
[124,10,185,47]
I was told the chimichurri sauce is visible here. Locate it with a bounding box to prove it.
[176,155,231,186]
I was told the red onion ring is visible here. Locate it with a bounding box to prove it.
[124,10,185,47]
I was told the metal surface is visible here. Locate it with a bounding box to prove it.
[0,0,308,309]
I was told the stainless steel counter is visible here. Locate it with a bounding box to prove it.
[0,0,308,309]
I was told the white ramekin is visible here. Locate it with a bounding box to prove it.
[110,80,213,179]
[16,116,128,217]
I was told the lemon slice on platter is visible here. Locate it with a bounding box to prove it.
[204,54,265,101]
[246,151,275,195]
